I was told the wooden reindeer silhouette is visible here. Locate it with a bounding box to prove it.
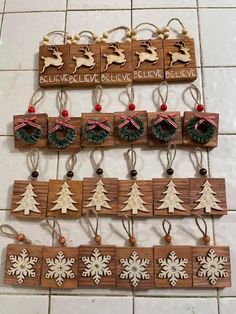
[40,46,64,74]
[168,41,191,68]
[72,45,95,74]
[103,43,127,72]
[135,41,159,69]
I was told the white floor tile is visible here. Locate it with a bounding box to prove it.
[219,298,236,313]
[199,0,236,7]
[5,0,66,12]
[68,0,131,10]
[0,295,48,313]
[133,0,196,8]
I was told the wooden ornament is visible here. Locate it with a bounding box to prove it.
[192,246,231,288]
[47,179,82,218]
[118,180,153,217]
[41,246,78,288]
[189,178,227,216]
[154,246,192,288]
[4,244,43,287]
[101,42,132,86]
[132,40,164,83]
[11,180,48,219]
[153,178,190,216]
[116,247,154,289]
[82,178,118,216]
[78,245,116,287]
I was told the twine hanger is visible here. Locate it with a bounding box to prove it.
[165,142,176,176]
[93,85,103,107]
[126,84,134,106]
[27,148,40,179]
[0,224,31,244]
[42,30,69,45]
[45,217,66,246]
[191,147,208,177]
[158,81,168,106]
[90,148,104,177]
[28,88,45,112]
[67,30,99,45]
[100,25,131,43]
[162,219,172,244]
[66,153,78,179]
[195,215,211,245]
[122,215,136,246]
[164,17,190,38]
[57,89,68,115]
[131,22,159,40]
[86,208,101,244]
[124,147,137,179]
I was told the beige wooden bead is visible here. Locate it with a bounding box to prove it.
[103,32,109,38]
[43,36,49,42]
[125,37,131,42]
[74,34,80,40]
[157,34,164,40]
[131,28,137,36]
[42,40,49,46]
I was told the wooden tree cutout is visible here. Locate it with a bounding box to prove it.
[13,183,41,215]
[85,179,111,212]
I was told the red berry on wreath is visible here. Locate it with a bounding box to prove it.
[196,104,204,112]
[62,109,69,117]
[28,106,35,113]
[160,103,167,111]
[95,103,102,111]
[129,103,135,111]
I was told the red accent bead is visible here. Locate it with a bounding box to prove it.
[160,103,167,111]
[95,103,102,112]
[61,109,69,117]
[28,106,35,113]
[129,103,136,111]
[197,104,204,112]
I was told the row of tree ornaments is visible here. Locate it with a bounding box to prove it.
[10,147,227,220]
[38,19,197,88]
[13,84,219,151]
[0,215,231,289]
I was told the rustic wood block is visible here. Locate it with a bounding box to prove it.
[38,45,70,88]
[68,44,101,87]
[189,178,227,216]
[78,245,116,287]
[4,244,43,287]
[192,246,231,288]
[132,39,164,83]
[183,111,219,148]
[114,111,148,146]
[116,247,154,289]
[82,177,118,216]
[81,113,114,147]
[47,117,81,152]
[163,38,197,82]
[154,246,192,288]
[101,42,132,86]
[147,111,182,146]
[47,179,82,218]
[11,180,48,219]
[13,113,48,149]
[41,246,78,288]
[118,180,153,217]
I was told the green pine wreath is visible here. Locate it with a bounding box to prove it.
[83,120,111,144]
[152,119,177,142]
[187,116,215,144]
[15,126,42,145]
[118,116,144,141]
[48,125,76,149]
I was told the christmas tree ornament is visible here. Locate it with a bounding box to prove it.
[48,90,81,151]
[82,85,114,147]
[153,143,190,216]
[118,148,153,217]
[192,216,231,288]
[11,149,48,219]
[116,216,154,288]
[78,209,116,287]
[47,154,82,218]
[183,84,219,147]
[13,88,48,149]
[82,148,118,215]
[154,220,192,288]
[131,22,164,83]
[148,82,182,145]
[1,224,43,287]
[162,18,197,82]
[115,84,148,145]
[41,218,78,288]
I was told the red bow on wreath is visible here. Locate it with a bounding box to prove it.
[49,117,75,134]
[15,116,41,131]
[86,117,111,132]
[194,114,217,130]
[118,113,140,130]
[154,113,178,129]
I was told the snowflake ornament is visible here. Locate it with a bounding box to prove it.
[197,248,228,285]
[81,248,112,284]
[157,250,189,286]
[120,251,150,287]
[7,248,38,284]
[45,250,75,286]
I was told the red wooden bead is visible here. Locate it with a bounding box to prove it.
[196,104,204,112]
[129,103,136,111]
[61,109,69,117]
[160,103,167,111]
[28,106,35,113]
[95,103,102,111]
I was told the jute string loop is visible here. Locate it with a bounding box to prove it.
[90,148,104,171]
[93,85,103,106]
[158,81,168,105]
[166,142,176,170]
[124,147,137,174]
[86,208,101,244]
[27,148,39,173]
[0,224,31,244]
[29,88,45,109]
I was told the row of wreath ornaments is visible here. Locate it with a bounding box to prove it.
[38,19,197,87]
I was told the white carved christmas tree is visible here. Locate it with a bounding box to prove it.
[193,180,223,213]
[120,182,149,215]
[50,181,78,214]
[85,179,111,211]
[13,183,40,215]
[157,180,186,213]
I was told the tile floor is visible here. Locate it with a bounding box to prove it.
[0,0,235,313]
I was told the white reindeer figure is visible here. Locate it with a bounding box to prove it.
[135,41,159,69]
[168,40,191,68]
[40,46,64,74]
[72,45,95,74]
[103,43,127,72]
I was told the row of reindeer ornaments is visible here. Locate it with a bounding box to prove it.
[38,19,197,87]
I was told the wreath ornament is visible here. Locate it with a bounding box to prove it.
[118,113,144,141]
[187,114,217,144]
[15,116,42,145]
[152,113,177,142]
[83,117,111,144]
[48,117,76,149]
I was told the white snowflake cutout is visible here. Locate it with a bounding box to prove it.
[197,248,228,285]
[7,248,38,284]
[45,250,75,286]
[81,248,112,284]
